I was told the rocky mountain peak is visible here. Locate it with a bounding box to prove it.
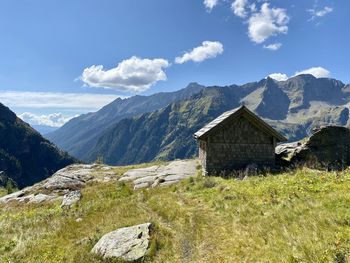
[46,76,350,165]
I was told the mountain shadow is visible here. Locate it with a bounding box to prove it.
[0,103,77,188]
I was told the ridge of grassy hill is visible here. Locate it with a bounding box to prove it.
[0,162,350,262]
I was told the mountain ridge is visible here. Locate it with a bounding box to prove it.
[45,82,204,158]
[0,103,77,188]
[48,75,350,165]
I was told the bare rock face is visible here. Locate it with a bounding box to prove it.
[120,160,198,190]
[91,223,152,261]
[0,191,58,204]
[41,164,96,191]
[28,193,57,203]
[0,164,117,205]
[276,126,350,169]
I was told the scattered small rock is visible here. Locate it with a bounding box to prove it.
[61,190,82,208]
[76,237,90,245]
[91,223,152,261]
[151,177,165,188]
[134,182,150,190]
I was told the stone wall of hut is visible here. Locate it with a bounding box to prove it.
[200,115,276,175]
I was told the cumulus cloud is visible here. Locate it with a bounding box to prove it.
[268,73,289,81]
[19,112,75,127]
[175,41,224,64]
[308,6,333,20]
[231,0,248,18]
[249,3,257,13]
[81,56,170,93]
[0,91,122,110]
[248,3,289,44]
[204,0,219,11]
[294,67,331,78]
[205,1,289,47]
[263,42,282,51]
[267,67,331,81]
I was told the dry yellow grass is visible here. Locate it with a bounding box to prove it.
[0,164,350,262]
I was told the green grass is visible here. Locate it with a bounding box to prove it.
[0,187,6,197]
[1,165,350,262]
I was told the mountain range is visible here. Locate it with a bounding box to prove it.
[46,74,350,165]
[0,103,76,188]
[45,83,204,158]
[32,125,58,135]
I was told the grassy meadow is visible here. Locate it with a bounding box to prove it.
[0,163,350,262]
[0,188,6,197]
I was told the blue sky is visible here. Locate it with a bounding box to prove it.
[0,0,348,127]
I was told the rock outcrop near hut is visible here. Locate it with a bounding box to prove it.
[276,126,350,169]
[0,160,198,204]
[0,164,116,205]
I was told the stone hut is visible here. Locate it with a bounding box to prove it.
[194,105,287,175]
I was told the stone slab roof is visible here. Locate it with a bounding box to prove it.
[194,107,241,139]
[194,105,287,142]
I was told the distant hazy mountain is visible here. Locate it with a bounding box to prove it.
[83,75,350,165]
[0,103,77,188]
[32,125,58,135]
[47,75,350,165]
[45,83,204,159]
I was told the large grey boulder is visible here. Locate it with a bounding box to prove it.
[91,223,152,261]
[276,126,350,169]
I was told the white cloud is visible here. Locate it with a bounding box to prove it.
[18,112,75,127]
[315,6,333,17]
[81,56,170,93]
[268,73,289,81]
[231,0,248,18]
[248,3,289,44]
[0,91,122,110]
[308,6,333,20]
[204,0,219,11]
[263,42,282,51]
[295,67,331,78]
[202,1,289,47]
[175,41,224,64]
[249,3,257,13]
[267,66,331,81]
